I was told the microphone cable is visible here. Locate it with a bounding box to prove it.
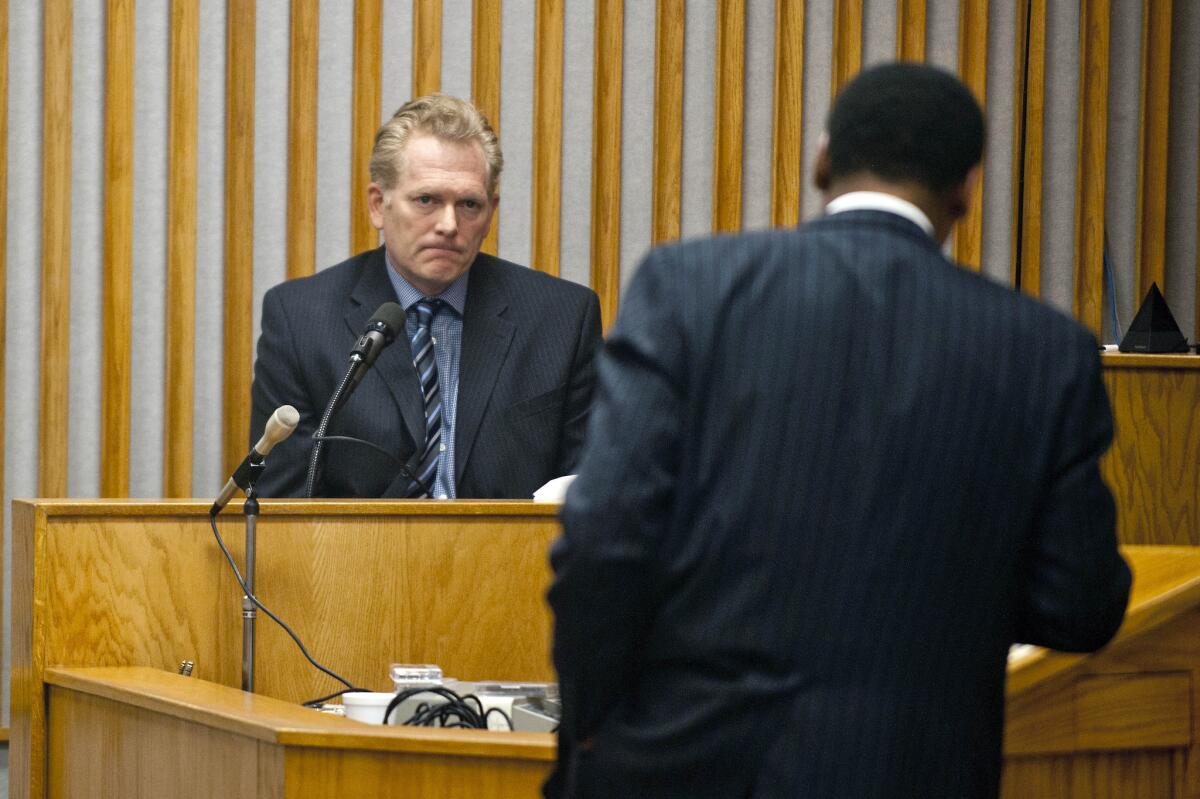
[207,511,364,693]
[310,433,432,498]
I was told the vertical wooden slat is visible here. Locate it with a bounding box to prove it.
[770,0,803,228]
[39,0,72,498]
[1134,0,1172,301]
[1013,0,1045,294]
[223,1,255,478]
[831,0,862,96]
[287,0,319,279]
[712,0,745,233]
[1073,0,1110,335]
[652,0,684,243]
[953,0,988,270]
[164,0,200,498]
[473,0,502,256]
[101,0,135,497]
[591,0,623,329]
[351,0,383,256]
[531,0,563,274]
[896,0,926,61]
[413,0,442,97]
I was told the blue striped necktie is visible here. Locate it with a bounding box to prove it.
[409,298,443,497]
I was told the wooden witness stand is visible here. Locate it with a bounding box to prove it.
[11,500,561,799]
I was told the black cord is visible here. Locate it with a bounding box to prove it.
[380,685,512,729]
[303,687,360,708]
[305,363,358,498]
[208,512,364,693]
[310,433,433,497]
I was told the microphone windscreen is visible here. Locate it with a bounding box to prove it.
[254,404,301,457]
[368,302,407,342]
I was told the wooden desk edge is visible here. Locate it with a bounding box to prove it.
[1100,352,1200,369]
[1007,546,1200,694]
[45,667,556,762]
[12,498,563,518]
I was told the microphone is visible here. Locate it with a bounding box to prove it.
[306,303,408,498]
[211,404,300,515]
[337,302,407,410]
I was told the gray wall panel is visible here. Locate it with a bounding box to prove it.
[194,0,229,495]
[742,0,776,231]
[1103,0,1143,342]
[558,0,594,288]
[981,0,1016,286]
[801,0,833,220]
[69,0,104,498]
[382,0,415,112]
[926,0,959,74]
[681,0,715,238]
[862,0,897,67]
[441,0,475,101]
[619,0,655,287]
[4,0,46,729]
[1039,0,1080,317]
[252,0,290,355]
[499,0,534,268]
[1166,1,1199,341]
[129,0,169,498]
[315,2,354,269]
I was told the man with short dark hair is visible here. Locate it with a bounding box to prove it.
[250,95,601,499]
[546,63,1130,798]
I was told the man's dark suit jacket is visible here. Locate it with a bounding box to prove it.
[249,247,602,499]
[547,211,1132,798]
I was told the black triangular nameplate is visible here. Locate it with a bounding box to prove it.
[1119,282,1189,353]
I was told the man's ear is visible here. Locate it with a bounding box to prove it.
[813,133,832,192]
[367,183,387,230]
[946,165,981,220]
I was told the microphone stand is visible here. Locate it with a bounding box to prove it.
[239,465,265,692]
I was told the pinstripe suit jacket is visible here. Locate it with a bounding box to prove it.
[249,247,602,499]
[547,211,1131,798]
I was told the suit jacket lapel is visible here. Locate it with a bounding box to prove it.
[455,256,516,486]
[346,248,426,453]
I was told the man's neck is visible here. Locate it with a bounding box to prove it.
[823,178,954,244]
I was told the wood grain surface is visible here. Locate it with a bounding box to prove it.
[101,0,135,498]
[39,0,72,498]
[350,0,383,257]
[1101,356,1200,545]
[590,0,623,329]
[1073,0,1110,335]
[652,0,684,243]
[413,0,442,97]
[164,0,199,499]
[472,0,502,256]
[712,0,745,233]
[223,0,256,478]
[830,0,862,96]
[770,0,803,228]
[952,0,987,271]
[1135,0,1172,301]
[896,0,926,61]
[287,0,319,279]
[1012,0,1046,294]
[532,0,563,274]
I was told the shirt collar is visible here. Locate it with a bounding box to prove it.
[384,251,469,316]
[824,191,935,238]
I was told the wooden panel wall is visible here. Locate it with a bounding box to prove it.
[0,0,1194,502]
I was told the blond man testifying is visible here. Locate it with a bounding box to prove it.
[250,95,602,499]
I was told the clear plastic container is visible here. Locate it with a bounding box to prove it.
[390,663,443,691]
